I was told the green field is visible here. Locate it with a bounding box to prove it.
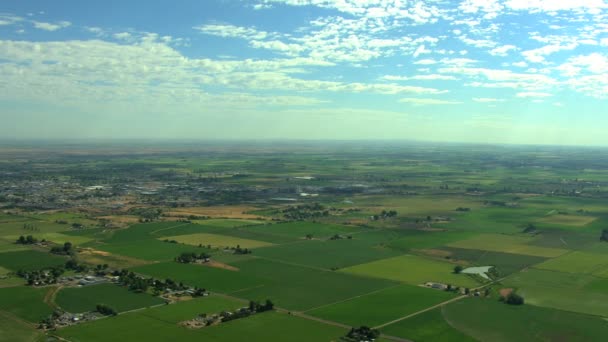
[55,283,165,313]
[538,214,597,227]
[0,311,42,342]
[162,233,274,249]
[57,310,345,342]
[132,261,264,293]
[534,251,608,275]
[0,250,66,271]
[444,298,608,342]
[138,295,244,323]
[253,238,403,270]
[341,254,480,288]
[436,247,547,277]
[0,286,54,322]
[307,284,454,327]
[382,308,476,342]
[5,233,93,246]
[228,258,397,311]
[504,268,608,317]
[447,234,568,257]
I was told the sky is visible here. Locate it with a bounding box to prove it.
[0,0,607,145]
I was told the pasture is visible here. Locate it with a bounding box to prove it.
[443,298,608,342]
[341,254,480,288]
[0,250,66,271]
[57,310,345,342]
[534,251,608,275]
[55,283,164,313]
[307,284,454,327]
[0,311,42,342]
[0,286,54,322]
[382,308,475,342]
[446,234,568,257]
[161,233,274,249]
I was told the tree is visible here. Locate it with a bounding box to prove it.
[600,229,608,242]
[453,265,464,274]
[505,292,524,305]
[96,304,117,316]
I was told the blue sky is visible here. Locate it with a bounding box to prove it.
[1,0,607,145]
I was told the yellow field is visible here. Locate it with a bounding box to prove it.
[447,234,568,258]
[161,233,274,249]
[538,214,597,227]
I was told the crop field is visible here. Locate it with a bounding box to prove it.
[55,283,165,313]
[534,251,608,275]
[253,238,403,270]
[245,221,364,239]
[382,308,476,342]
[0,286,54,322]
[57,310,345,342]
[341,254,480,288]
[138,295,244,323]
[307,284,454,327]
[132,262,265,293]
[443,298,608,342]
[0,250,66,271]
[434,247,547,277]
[228,258,397,311]
[537,214,597,227]
[446,234,568,257]
[192,219,265,228]
[0,311,42,342]
[504,268,608,317]
[95,239,214,262]
[161,233,274,249]
[5,232,93,246]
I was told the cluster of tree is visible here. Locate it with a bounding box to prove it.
[163,239,179,244]
[523,223,538,234]
[17,266,64,286]
[453,265,463,274]
[16,235,38,245]
[71,223,84,229]
[600,229,608,242]
[39,309,65,329]
[175,252,211,264]
[281,203,330,220]
[55,220,69,224]
[329,234,352,240]
[115,270,154,292]
[65,259,90,273]
[129,207,163,222]
[22,223,39,231]
[220,300,274,323]
[455,207,471,212]
[50,242,74,256]
[96,304,117,316]
[500,292,524,305]
[370,210,398,221]
[233,246,252,255]
[94,263,110,276]
[344,326,380,342]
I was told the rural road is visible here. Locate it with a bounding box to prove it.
[374,295,467,329]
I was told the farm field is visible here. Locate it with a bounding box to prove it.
[57,310,346,342]
[55,283,165,313]
[307,284,454,327]
[446,234,568,257]
[443,298,608,342]
[382,308,476,342]
[161,233,274,249]
[3,143,608,340]
[0,250,66,271]
[341,254,480,288]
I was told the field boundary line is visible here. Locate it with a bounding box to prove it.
[374,295,467,329]
[303,283,402,313]
[150,222,191,236]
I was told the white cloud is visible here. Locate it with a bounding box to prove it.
[473,97,505,102]
[382,74,457,81]
[32,20,71,31]
[516,91,553,98]
[194,23,269,40]
[399,98,461,105]
[490,45,517,56]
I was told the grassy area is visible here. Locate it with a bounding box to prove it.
[382,308,476,342]
[55,283,165,313]
[57,310,345,342]
[444,298,608,342]
[341,254,480,288]
[0,286,54,322]
[504,268,608,317]
[446,234,568,257]
[229,258,397,311]
[253,238,403,270]
[534,251,608,275]
[435,247,547,277]
[0,250,66,271]
[5,233,92,246]
[161,233,274,249]
[307,284,454,327]
[0,310,41,342]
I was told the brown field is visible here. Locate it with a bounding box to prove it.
[77,249,151,268]
[166,205,265,219]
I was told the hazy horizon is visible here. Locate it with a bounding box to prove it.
[1,1,607,145]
